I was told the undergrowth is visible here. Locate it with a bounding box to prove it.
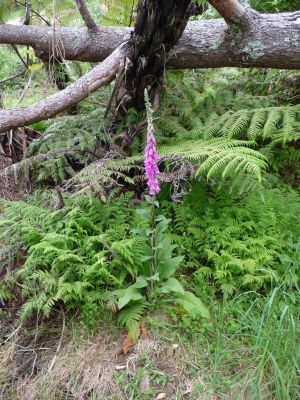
[1,46,300,399]
[0,192,211,334]
[1,182,299,330]
[162,182,300,297]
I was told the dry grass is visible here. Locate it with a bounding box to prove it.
[2,306,291,400]
[0,315,213,400]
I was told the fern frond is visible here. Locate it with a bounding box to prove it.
[227,113,252,138]
[161,138,267,182]
[117,300,147,339]
[248,110,268,140]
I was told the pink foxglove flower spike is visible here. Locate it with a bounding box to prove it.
[144,90,160,196]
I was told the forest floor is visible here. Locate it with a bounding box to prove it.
[0,311,258,400]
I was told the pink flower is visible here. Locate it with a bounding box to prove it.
[145,112,160,195]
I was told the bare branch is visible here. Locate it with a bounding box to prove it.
[74,0,98,31]
[0,20,28,68]
[208,0,250,28]
[0,45,128,133]
[9,43,28,69]
[14,73,32,107]
[23,1,31,25]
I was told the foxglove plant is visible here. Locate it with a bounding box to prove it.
[111,92,210,339]
[144,90,160,196]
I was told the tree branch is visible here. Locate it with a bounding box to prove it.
[0,10,299,69]
[23,1,31,26]
[74,0,98,31]
[0,18,28,69]
[208,0,250,28]
[0,45,128,133]
[0,6,299,134]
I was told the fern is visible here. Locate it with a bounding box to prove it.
[178,105,300,145]
[164,183,300,296]
[68,72,300,195]
[100,0,138,26]
[161,138,267,182]
[117,300,147,339]
[5,69,297,197]
[1,108,110,186]
[0,194,139,323]
[66,157,140,198]
[68,137,267,195]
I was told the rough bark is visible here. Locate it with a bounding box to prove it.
[171,12,300,70]
[1,10,300,69]
[0,24,129,62]
[0,45,128,133]
[116,0,192,112]
[207,0,255,33]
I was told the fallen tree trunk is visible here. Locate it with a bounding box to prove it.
[0,45,127,133]
[0,10,300,69]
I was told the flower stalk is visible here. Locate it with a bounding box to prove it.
[144,90,161,298]
[144,89,160,196]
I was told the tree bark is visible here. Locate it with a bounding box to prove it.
[0,10,299,69]
[116,0,192,112]
[170,12,300,70]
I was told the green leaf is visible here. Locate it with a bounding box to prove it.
[173,291,210,319]
[141,255,153,262]
[144,195,154,204]
[136,208,152,222]
[117,277,148,309]
[159,277,184,294]
[156,219,171,237]
[158,256,184,280]
[117,288,144,309]
[132,276,148,289]
[147,273,160,282]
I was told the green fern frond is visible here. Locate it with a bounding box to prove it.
[161,138,267,182]
[263,109,282,139]
[117,300,147,339]
[201,105,300,144]
[227,113,252,138]
[248,110,268,140]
